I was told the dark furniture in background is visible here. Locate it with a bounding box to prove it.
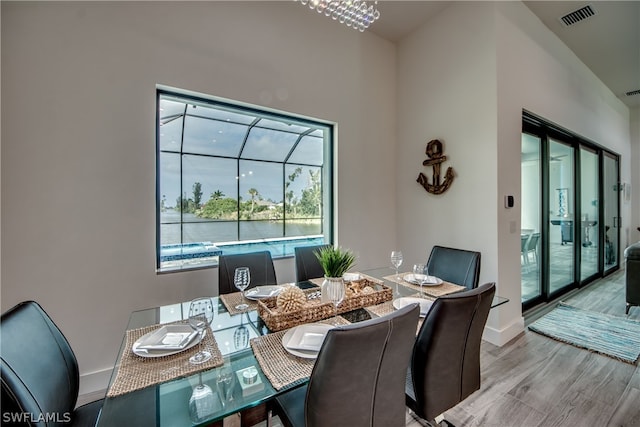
[406,282,496,426]
[624,242,640,314]
[274,304,420,427]
[218,250,277,295]
[294,244,330,282]
[426,245,481,290]
[1,301,104,427]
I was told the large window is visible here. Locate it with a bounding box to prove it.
[157,89,333,272]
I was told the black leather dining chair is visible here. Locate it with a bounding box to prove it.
[274,304,420,427]
[218,250,277,295]
[294,244,330,282]
[406,282,496,426]
[426,245,481,289]
[1,300,104,427]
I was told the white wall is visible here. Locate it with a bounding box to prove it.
[397,2,633,346]
[396,3,498,270]
[1,1,397,393]
[494,2,631,342]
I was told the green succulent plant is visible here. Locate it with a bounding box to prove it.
[314,246,356,278]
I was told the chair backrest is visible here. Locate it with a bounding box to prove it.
[408,282,496,421]
[217,251,277,295]
[527,233,540,252]
[521,234,530,253]
[305,304,420,427]
[1,301,80,427]
[426,245,481,290]
[294,244,330,282]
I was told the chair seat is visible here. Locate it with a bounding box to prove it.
[274,384,307,427]
[73,399,104,427]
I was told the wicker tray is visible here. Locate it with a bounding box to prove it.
[257,279,392,331]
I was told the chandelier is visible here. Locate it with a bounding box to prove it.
[296,0,381,32]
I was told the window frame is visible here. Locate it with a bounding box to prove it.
[156,87,334,273]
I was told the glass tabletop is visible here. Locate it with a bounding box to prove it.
[96,272,509,427]
[361,267,509,309]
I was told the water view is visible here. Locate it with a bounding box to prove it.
[159,210,324,271]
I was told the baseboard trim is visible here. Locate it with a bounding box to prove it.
[79,368,113,396]
[482,317,525,347]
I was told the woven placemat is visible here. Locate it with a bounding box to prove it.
[366,300,424,334]
[250,317,349,390]
[384,273,465,297]
[106,321,224,397]
[366,300,395,317]
[220,292,258,315]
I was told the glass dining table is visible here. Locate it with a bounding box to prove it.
[96,268,508,427]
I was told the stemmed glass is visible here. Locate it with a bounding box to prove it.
[326,279,346,325]
[189,372,216,423]
[234,267,251,311]
[233,313,250,350]
[413,264,429,299]
[188,297,214,365]
[391,251,403,280]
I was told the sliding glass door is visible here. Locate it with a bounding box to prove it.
[521,133,542,302]
[603,153,620,274]
[579,147,599,281]
[548,139,575,296]
[521,112,620,309]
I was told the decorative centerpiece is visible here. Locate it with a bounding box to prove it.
[256,246,392,331]
[314,246,356,306]
[276,285,307,312]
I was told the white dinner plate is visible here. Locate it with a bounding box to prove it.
[132,325,203,358]
[393,297,433,317]
[403,273,443,286]
[281,323,334,359]
[244,285,284,300]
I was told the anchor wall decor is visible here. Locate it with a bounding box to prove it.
[416,139,454,195]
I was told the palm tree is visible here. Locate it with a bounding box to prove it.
[248,188,260,216]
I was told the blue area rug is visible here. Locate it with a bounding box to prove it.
[528,302,640,364]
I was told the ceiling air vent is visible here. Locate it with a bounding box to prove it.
[559,5,596,27]
[626,89,640,97]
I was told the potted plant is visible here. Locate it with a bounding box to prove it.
[314,246,356,310]
[314,245,356,278]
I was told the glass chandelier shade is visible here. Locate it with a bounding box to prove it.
[296,0,381,32]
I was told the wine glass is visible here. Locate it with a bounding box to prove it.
[234,267,251,311]
[391,251,403,280]
[188,297,214,364]
[326,278,345,325]
[413,264,429,299]
[233,313,250,350]
[189,372,216,423]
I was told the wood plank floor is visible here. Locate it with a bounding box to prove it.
[405,269,639,427]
